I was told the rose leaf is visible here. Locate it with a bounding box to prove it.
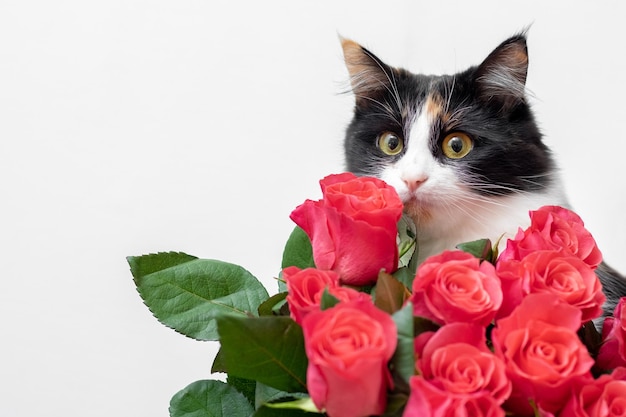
[217,315,308,393]
[319,288,340,310]
[255,382,308,410]
[375,271,410,314]
[281,226,316,273]
[129,252,269,341]
[456,238,493,263]
[391,302,415,383]
[169,379,254,417]
[258,292,289,316]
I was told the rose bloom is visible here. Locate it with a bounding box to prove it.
[302,299,397,417]
[597,297,626,370]
[290,173,403,286]
[496,250,605,322]
[499,205,602,269]
[416,322,511,404]
[492,293,594,416]
[403,376,505,417]
[559,367,626,416]
[411,250,502,326]
[283,267,339,324]
[283,266,370,325]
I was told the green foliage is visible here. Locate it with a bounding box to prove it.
[258,291,289,316]
[226,375,256,407]
[254,383,309,410]
[456,238,495,263]
[397,214,418,268]
[129,252,269,341]
[257,397,322,415]
[216,315,308,393]
[169,380,254,417]
[281,226,315,270]
[375,271,410,315]
[390,302,415,384]
[319,288,340,310]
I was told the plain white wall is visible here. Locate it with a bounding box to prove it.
[1,1,625,416]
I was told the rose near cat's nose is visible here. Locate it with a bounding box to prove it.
[403,177,428,192]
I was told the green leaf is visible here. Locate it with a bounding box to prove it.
[129,252,269,341]
[390,302,415,383]
[397,214,418,268]
[414,315,440,336]
[226,375,256,407]
[254,404,323,417]
[456,239,493,262]
[211,347,227,373]
[375,271,410,315]
[217,315,308,393]
[393,241,420,289]
[281,227,315,270]
[258,292,289,316]
[382,390,409,417]
[319,288,339,310]
[169,380,254,417]
[264,397,320,413]
[129,251,198,277]
[255,383,308,410]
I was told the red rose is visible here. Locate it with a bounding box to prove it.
[492,293,594,415]
[416,322,511,404]
[411,250,502,326]
[499,206,602,269]
[283,266,371,325]
[302,299,397,417]
[597,297,626,370]
[403,376,505,417]
[496,251,605,322]
[560,367,626,416]
[290,173,404,286]
[283,267,340,325]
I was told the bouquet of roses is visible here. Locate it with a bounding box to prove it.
[129,173,626,417]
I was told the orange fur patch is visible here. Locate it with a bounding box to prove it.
[403,199,433,226]
[424,93,449,124]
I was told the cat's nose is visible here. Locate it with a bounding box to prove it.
[403,177,428,192]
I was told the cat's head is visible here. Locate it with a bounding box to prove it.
[341,34,561,232]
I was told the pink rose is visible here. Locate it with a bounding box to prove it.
[403,376,505,417]
[290,173,404,286]
[597,297,626,370]
[283,267,339,324]
[500,205,602,269]
[492,293,594,415]
[302,299,397,417]
[411,250,502,326]
[416,323,511,404]
[496,250,605,322]
[560,367,626,416]
[283,266,370,325]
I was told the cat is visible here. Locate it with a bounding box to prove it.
[340,33,626,316]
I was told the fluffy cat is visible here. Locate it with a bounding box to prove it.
[340,33,626,316]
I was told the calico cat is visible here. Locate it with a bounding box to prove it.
[340,33,626,316]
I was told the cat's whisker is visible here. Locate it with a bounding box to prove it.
[361,49,404,116]
[443,76,456,115]
[353,94,402,126]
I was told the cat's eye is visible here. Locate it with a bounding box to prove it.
[442,132,473,159]
[377,132,404,156]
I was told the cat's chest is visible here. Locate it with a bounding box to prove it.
[410,190,568,264]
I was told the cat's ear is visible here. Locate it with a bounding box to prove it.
[474,34,529,110]
[340,37,394,105]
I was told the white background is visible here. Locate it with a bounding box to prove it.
[2,1,625,415]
